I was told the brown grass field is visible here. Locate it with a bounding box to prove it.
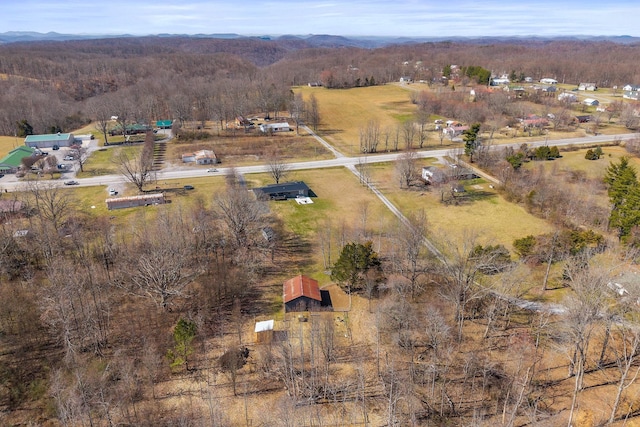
[365,160,554,251]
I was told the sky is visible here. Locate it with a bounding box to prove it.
[2,0,640,38]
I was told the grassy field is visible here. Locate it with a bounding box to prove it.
[368,160,554,251]
[76,145,142,177]
[165,131,335,169]
[249,167,398,284]
[295,84,632,160]
[0,135,24,156]
[294,85,420,155]
[526,144,640,180]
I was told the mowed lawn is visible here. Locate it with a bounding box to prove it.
[294,85,417,155]
[246,167,398,284]
[368,161,554,251]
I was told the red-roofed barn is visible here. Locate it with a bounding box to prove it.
[283,275,322,312]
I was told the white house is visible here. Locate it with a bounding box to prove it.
[558,92,577,102]
[540,78,558,85]
[578,82,597,91]
[259,122,291,133]
[422,166,446,184]
[491,77,510,86]
[583,98,600,106]
[181,149,218,164]
[623,86,640,100]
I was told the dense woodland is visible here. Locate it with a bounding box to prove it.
[3,36,640,426]
[2,36,640,135]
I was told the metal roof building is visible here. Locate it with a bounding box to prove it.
[283,275,322,312]
[0,146,36,173]
[253,181,311,200]
[106,193,165,210]
[24,133,75,148]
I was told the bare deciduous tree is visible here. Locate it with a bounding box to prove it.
[266,149,290,184]
[395,150,419,189]
[126,212,198,309]
[216,173,268,248]
[359,119,380,153]
[115,148,153,193]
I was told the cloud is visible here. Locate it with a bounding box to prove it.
[1,0,639,37]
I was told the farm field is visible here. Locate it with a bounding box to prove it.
[296,83,632,160]
[366,160,555,250]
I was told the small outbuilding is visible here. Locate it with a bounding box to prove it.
[24,133,75,149]
[283,275,322,313]
[254,320,275,344]
[253,181,311,200]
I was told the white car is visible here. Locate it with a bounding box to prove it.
[108,189,118,196]
[207,168,218,172]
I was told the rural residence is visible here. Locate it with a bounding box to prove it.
[253,181,311,200]
[422,166,447,184]
[578,83,597,91]
[259,122,291,133]
[181,150,218,165]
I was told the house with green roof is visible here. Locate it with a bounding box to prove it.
[24,133,75,149]
[0,146,36,173]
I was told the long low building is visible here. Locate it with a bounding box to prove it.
[106,193,165,210]
[259,122,291,133]
[252,181,311,200]
[24,133,75,148]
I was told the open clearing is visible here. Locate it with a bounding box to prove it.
[249,167,398,284]
[367,161,554,250]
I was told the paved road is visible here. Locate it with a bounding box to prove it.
[1,130,637,193]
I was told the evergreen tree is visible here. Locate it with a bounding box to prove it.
[15,119,33,138]
[331,241,381,293]
[604,157,640,240]
[167,318,197,372]
[463,123,482,162]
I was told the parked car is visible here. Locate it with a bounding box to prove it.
[108,189,118,196]
[183,185,194,190]
[64,155,75,161]
[64,180,79,186]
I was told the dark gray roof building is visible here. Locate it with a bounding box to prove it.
[253,181,311,200]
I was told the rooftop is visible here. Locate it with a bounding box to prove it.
[24,133,74,142]
[283,275,321,303]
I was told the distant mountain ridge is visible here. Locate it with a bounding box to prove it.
[1,31,638,47]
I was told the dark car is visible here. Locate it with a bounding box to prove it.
[52,145,60,150]
[183,185,194,190]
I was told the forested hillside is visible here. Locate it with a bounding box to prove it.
[1,36,640,135]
